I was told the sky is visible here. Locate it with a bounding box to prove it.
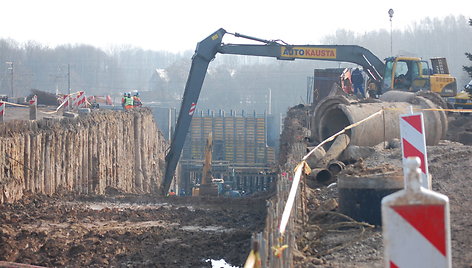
[0,0,470,53]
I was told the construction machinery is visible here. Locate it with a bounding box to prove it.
[193,132,220,196]
[160,28,457,194]
[446,79,472,109]
[191,131,241,196]
[381,56,456,97]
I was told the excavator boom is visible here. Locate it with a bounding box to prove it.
[161,28,386,194]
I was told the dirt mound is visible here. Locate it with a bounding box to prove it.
[446,114,472,145]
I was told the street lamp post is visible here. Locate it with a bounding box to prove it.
[6,61,13,98]
[67,63,71,96]
[67,63,71,111]
[388,9,394,56]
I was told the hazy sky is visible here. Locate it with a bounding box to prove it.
[1,0,469,53]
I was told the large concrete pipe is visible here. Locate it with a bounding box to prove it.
[319,133,350,166]
[311,95,354,144]
[380,91,448,140]
[305,146,326,169]
[312,92,447,146]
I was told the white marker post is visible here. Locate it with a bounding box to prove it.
[400,112,430,189]
[29,95,37,120]
[382,157,451,268]
[0,101,5,122]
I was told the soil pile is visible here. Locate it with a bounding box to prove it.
[446,114,472,145]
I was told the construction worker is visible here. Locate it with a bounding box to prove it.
[124,92,134,110]
[351,68,365,98]
[121,93,127,108]
[132,91,142,107]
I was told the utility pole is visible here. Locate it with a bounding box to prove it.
[388,9,394,56]
[6,62,13,98]
[67,64,71,110]
[268,88,272,115]
[67,63,71,96]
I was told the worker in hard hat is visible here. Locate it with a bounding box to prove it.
[124,92,134,110]
[132,91,142,107]
[351,68,365,98]
[121,92,127,108]
[168,189,176,196]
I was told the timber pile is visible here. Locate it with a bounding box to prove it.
[0,108,167,203]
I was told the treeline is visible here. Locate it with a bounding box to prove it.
[0,41,188,97]
[321,15,472,84]
[0,15,470,117]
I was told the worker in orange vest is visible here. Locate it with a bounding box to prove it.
[121,93,127,108]
[132,91,142,107]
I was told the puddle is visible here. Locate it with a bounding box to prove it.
[66,201,197,211]
[206,259,239,268]
[181,225,233,233]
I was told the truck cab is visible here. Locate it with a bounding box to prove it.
[382,57,457,97]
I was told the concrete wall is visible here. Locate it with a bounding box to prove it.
[0,108,167,204]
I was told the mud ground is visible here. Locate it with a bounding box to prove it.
[0,193,267,267]
[293,142,472,268]
[1,107,471,267]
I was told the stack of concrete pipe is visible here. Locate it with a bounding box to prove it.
[306,133,350,184]
[311,91,448,146]
[306,91,448,184]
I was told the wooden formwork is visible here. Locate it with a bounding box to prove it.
[182,112,274,166]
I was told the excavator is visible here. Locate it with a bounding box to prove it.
[160,28,457,194]
[192,132,221,196]
[191,131,236,196]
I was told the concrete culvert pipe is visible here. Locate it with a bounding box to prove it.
[312,95,353,144]
[320,134,350,166]
[381,91,448,141]
[327,161,346,175]
[305,146,326,169]
[313,93,447,146]
[316,169,333,183]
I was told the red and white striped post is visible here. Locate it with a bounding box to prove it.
[188,102,196,116]
[74,91,86,108]
[400,112,430,189]
[382,157,451,268]
[0,101,5,122]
